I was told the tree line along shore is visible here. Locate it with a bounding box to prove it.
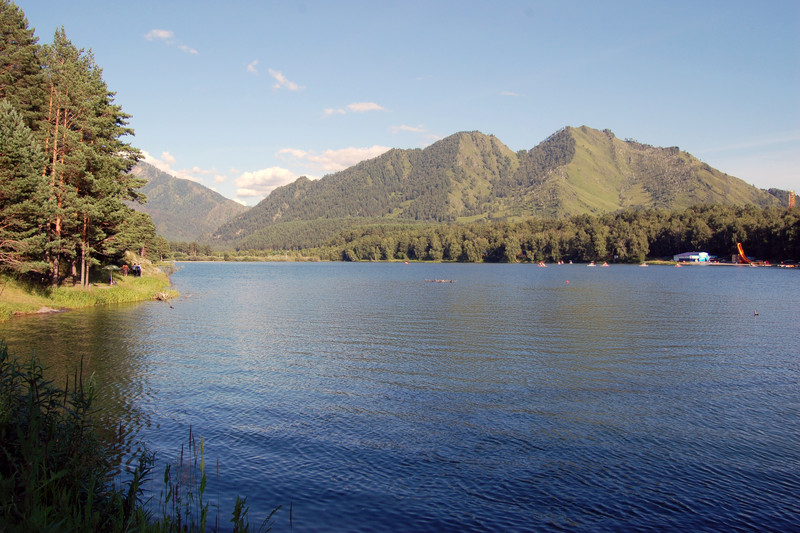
[167,204,800,265]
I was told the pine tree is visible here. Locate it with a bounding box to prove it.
[0,0,46,132]
[0,99,48,274]
[40,28,143,286]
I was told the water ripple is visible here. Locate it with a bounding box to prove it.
[2,263,798,532]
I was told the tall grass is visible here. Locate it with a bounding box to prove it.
[48,275,177,307]
[151,426,278,533]
[0,342,277,532]
[0,270,177,320]
[0,341,136,531]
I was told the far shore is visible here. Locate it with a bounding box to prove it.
[6,257,784,321]
[174,257,789,267]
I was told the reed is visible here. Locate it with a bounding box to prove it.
[0,342,277,532]
[153,427,279,533]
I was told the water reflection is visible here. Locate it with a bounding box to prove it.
[0,303,157,466]
[1,263,798,532]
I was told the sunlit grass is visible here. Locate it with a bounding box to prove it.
[0,269,177,321]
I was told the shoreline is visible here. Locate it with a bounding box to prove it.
[0,264,176,322]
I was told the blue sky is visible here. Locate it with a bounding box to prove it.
[15,0,799,205]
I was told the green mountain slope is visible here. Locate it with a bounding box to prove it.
[551,127,778,215]
[213,126,780,249]
[130,162,249,242]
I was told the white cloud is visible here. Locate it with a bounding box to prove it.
[234,167,299,200]
[268,68,303,91]
[214,174,227,184]
[247,60,259,74]
[323,108,347,117]
[323,102,386,117]
[391,124,427,134]
[161,151,176,165]
[499,91,522,97]
[142,151,205,184]
[191,166,216,175]
[144,29,198,54]
[277,148,308,159]
[347,102,385,112]
[279,145,391,172]
[144,29,173,42]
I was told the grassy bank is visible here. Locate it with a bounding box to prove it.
[0,261,177,322]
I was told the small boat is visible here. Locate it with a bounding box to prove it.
[639,262,648,267]
[588,261,596,267]
[601,262,609,267]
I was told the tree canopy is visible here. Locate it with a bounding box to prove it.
[306,204,800,264]
[0,2,154,286]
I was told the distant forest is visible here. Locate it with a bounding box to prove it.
[171,204,800,264]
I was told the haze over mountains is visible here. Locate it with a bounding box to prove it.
[132,126,783,247]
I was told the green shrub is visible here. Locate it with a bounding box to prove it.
[0,342,277,532]
[0,341,145,531]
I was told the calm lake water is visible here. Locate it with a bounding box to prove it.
[2,262,799,532]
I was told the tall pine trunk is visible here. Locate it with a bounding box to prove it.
[48,92,61,286]
[80,215,88,288]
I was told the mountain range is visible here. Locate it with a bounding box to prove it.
[129,162,249,242]
[210,125,781,249]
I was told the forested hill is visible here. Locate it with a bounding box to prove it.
[212,126,781,248]
[212,131,516,242]
[130,162,249,242]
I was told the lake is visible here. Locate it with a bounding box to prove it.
[1,262,798,532]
